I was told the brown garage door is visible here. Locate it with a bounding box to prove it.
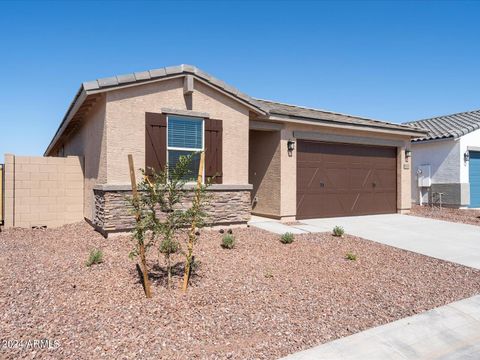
[297,141,397,219]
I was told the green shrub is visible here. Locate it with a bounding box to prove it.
[332,225,345,237]
[345,252,357,261]
[86,249,103,267]
[159,238,180,257]
[221,234,235,249]
[280,232,294,244]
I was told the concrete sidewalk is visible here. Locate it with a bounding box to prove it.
[281,295,480,360]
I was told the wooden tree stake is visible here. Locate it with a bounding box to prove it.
[128,154,152,298]
[182,152,205,292]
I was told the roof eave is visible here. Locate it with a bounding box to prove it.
[411,134,456,143]
[45,66,269,155]
[44,86,87,156]
[267,113,427,137]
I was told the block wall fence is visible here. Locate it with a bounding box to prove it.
[3,154,84,228]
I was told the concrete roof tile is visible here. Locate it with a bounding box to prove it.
[165,65,183,75]
[149,68,166,78]
[134,71,151,81]
[97,76,118,87]
[404,109,480,142]
[82,80,99,90]
[181,64,196,73]
[116,73,136,84]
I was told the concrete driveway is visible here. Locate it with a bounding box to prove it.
[299,214,480,269]
[278,214,480,359]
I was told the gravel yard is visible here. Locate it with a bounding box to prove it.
[410,204,480,226]
[1,222,480,360]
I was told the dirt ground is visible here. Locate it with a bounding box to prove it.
[410,204,480,226]
[1,222,480,359]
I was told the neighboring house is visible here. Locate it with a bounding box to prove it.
[45,64,425,235]
[404,110,480,208]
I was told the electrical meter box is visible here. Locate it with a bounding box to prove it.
[417,165,431,187]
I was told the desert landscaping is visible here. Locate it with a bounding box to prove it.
[410,205,480,226]
[1,222,480,359]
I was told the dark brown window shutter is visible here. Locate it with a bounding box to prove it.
[204,119,223,184]
[145,112,167,175]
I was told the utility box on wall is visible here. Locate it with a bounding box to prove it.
[417,164,431,187]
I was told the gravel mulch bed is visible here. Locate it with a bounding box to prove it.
[410,204,480,226]
[1,222,480,359]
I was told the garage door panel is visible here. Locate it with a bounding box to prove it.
[371,192,396,213]
[350,168,372,189]
[324,167,350,190]
[372,169,397,191]
[297,167,318,190]
[298,193,359,219]
[297,141,397,219]
[351,194,376,215]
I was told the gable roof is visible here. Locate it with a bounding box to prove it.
[257,99,421,134]
[82,64,268,114]
[403,109,480,142]
[45,64,425,155]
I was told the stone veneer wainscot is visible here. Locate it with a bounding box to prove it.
[93,184,252,235]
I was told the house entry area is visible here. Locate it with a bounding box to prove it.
[296,141,397,219]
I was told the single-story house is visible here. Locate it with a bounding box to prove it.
[45,64,425,235]
[404,110,480,208]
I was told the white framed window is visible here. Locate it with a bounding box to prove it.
[166,115,204,181]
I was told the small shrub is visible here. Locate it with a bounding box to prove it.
[345,252,357,261]
[160,238,180,256]
[190,257,201,274]
[264,269,274,278]
[280,232,294,244]
[332,225,345,237]
[221,234,235,249]
[86,249,103,267]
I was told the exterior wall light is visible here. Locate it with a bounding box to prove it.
[287,140,295,152]
[464,151,470,162]
[405,149,412,158]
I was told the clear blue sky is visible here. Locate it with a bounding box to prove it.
[1,0,480,158]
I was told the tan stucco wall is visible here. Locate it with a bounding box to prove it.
[3,155,84,228]
[49,74,414,223]
[279,123,412,220]
[105,78,251,185]
[62,96,107,220]
[249,130,281,217]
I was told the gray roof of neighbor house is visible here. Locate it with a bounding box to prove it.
[45,64,425,155]
[403,109,480,142]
